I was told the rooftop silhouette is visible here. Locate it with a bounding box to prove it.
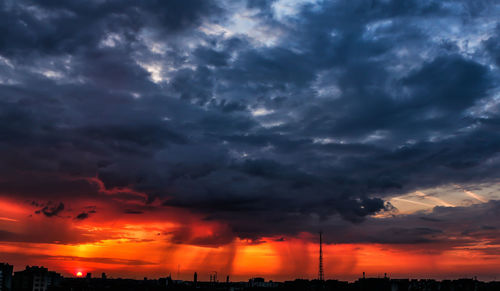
[1,261,499,291]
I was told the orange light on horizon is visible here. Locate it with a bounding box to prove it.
[1,191,500,281]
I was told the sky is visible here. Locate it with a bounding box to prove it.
[1,0,500,282]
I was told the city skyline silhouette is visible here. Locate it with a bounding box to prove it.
[1,0,500,287]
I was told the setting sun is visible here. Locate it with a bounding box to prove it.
[76,271,83,277]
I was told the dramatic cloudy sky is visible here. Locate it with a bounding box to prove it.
[1,0,500,281]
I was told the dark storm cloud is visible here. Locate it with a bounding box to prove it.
[124,209,144,215]
[402,56,491,111]
[75,212,89,220]
[75,206,97,220]
[484,25,500,67]
[1,0,500,247]
[0,0,221,56]
[320,200,500,248]
[35,202,65,218]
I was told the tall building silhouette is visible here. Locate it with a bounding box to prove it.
[0,263,13,291]
[318,231,324,281]
[12,266,61,291]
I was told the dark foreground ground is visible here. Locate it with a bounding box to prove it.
[42,277,500,291]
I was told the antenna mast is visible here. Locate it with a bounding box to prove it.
[319,231,324,281]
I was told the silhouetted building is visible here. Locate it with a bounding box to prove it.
[193,272,197,284]
[354,276,390,291]
[101,273,106,280]
[390,279,409,291]
[85,273,91,279]
[209,272,217,283]
[12,266,61,291]
[0,263,13,291]
[249,277,279,288]
[158,275,172,287]
[325,279,349,291]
